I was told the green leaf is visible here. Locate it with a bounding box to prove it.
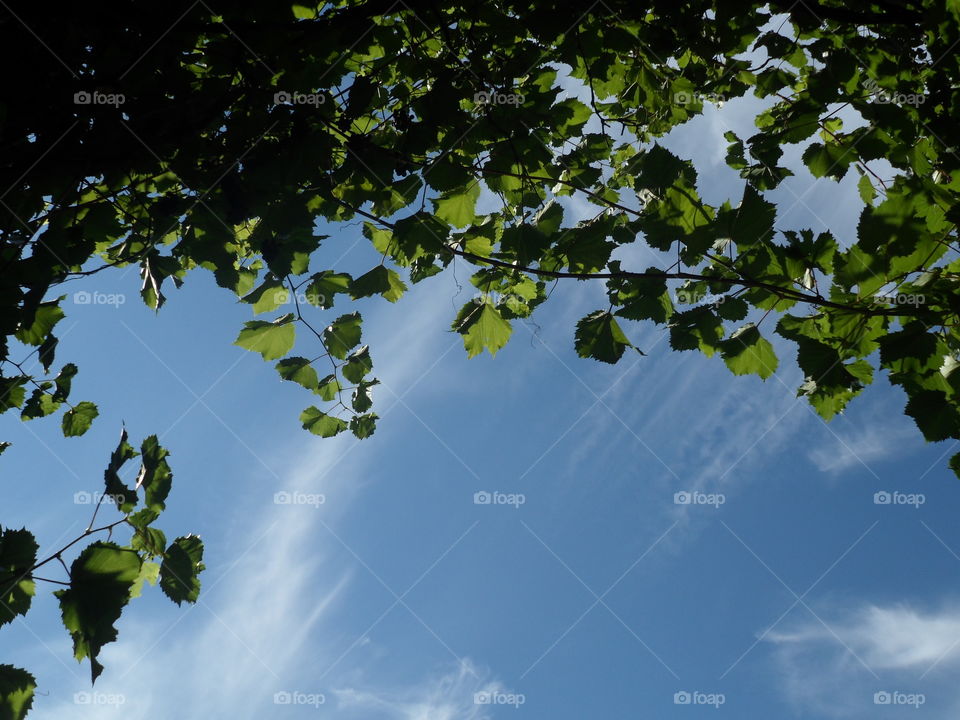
[0,528,38,628]
[241,278,289,315]
[305,271,353,309]
[425,154,474,192]
[610,268,673,323]
[631,144,691,192]
[719,324,778,379]
[575,311,633,364]
[554,98,592,134]
[300,406,348,437]
[129,561,160,599]
[62,401,99,437]
[52,363,78,402]
[275,357,319,391]
[716,297,749,321]
[131,528,167,560]
[453,300,512,358]
[15,301,64,346]
[801,142,851,181]
[55,542,142,682]
[373,175,423,215]
[905,390,960,442]
[857,173,876,205]
[352,380,377,413]
[0,665,35,720]
[433,182,480,227]
[350,413,378,439]
[391,212,449,262]
[291,4,317,19]
[350,266,407,303]
[20,386,61,420]
[104,427,139,513]
[323,312,362,359]
[138,435,172,513]
[37,333,58,372]
[234,314,296,360]
[127,509,159,531]
[159,535,204,605]
[0,379,27,413]
[410,256,444,283]
[315,374,340,401]
[727,184,776,248]
[342,346,373,384]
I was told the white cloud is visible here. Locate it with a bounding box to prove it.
[769,604,960,671]
[766,602,960,717]
[28,441,356,720]
[333,659,502,720]
[24,277,490,720]
[807,421,917,474]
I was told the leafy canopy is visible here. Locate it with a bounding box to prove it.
[2,1,960,715]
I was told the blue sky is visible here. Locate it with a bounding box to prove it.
[3,70,960,720]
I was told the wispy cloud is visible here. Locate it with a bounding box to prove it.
[333,658,501,720]
[807,421,917,474]
[766,602,960,717]
[28,438,356,719]
[25,277,487,719]
[769,603,960,671]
